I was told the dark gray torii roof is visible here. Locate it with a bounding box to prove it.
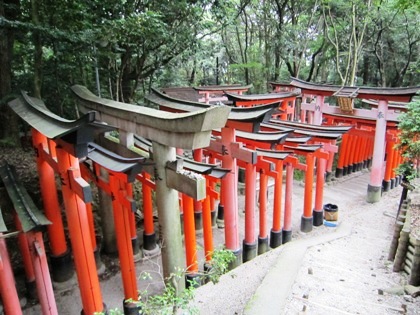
[8,91,113,157]
[235,130,289,144]
[87,142,148,182]
[224,90,300,101]
[269,119,352,133]
[290,77,420,102]
[193,84,253,92]
[146,88,278,123]
[0,163,51,233]
[256,148,293,160]
[262,121,343,140]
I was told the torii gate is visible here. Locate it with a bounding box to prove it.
[9,91,115,314]
[260,121,348,231]
[224,90,300,121]
[9,87,229,314]
[102,132,231,284]
[194,84,253,104]
[71,85,231,286]
[0,163,55,315]
[146,88,279,267]
[289,77,420,203]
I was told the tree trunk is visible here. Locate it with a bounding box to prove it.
[0,0,20,144]
[32,0,42,98]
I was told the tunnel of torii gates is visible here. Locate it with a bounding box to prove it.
[2,75,417,314]
[284,77,420,202]
[189,78,419,202]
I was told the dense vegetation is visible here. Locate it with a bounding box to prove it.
[0,0,419,142]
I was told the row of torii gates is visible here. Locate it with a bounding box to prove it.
[1,79,418,314]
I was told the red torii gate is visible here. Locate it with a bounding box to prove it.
[0,163,56,315]
[260,121,348,231]
[72,85,231,294]
[209,129,292,260]
[146,88,282,266]
[9,92,114,314]
[289,77,420,203]
[194,84,252,104]
[8,87,230,314]
[224,91,300,121]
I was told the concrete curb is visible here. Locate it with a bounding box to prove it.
[244,222,353,315]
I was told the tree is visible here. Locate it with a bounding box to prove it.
[0,0,20,144]
[396,99,420,180]
[96,1,230,103]
[322,0,372,86]
[367,3,419,87]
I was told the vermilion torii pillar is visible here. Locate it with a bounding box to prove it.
[255,150,291,248]
[313,150,329,226]
[282,157,301,243]
[208,128,259,267]
[243,160,257,261]
[109,173,140,311]
[282,144,323,232]
[220,127,242,266]
[0,232,21,315]
[56,146,104,314]
[31,129,73,282]
[367,100,388,202]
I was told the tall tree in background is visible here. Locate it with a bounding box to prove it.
[0,0,20,143]
[322,0,372,86]
[0,0,418,144]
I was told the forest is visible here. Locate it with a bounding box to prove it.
[0,0,419,144]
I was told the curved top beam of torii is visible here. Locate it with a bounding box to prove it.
[146,87,279,133]
[146,87,277,121]
[193,84,253,92]
[71,85,231,150]
[11,91,112,140]
[9,91,114,157]
[290,77,420,102]
[224,90,300,101]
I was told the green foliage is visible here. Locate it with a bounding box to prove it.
[396,99,420,180]
[138,269,198,315]
[205,246,236,284]
[2,0,419,132]
[97,247,235,315]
